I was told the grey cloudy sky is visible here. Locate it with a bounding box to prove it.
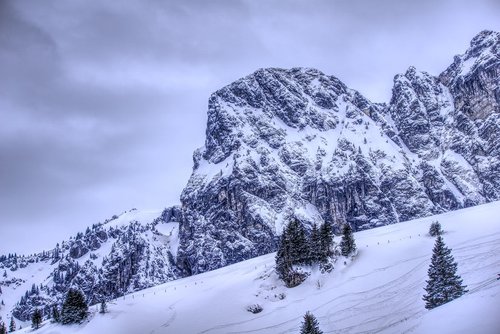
[1,0,499,254]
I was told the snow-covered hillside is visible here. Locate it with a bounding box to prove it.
[0,208,182,324]
[14,201,499,334]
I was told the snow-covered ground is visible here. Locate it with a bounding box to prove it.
[14,201,500,333]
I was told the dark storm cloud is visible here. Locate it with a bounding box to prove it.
[1,0,499,253]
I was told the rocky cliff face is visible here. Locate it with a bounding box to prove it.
[1,209,181,321]
[177,30,500,275]
[1,31,498,320]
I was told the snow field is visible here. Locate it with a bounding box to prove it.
[12,201,500,334]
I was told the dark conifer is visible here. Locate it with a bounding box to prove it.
[319,223,334,261]
[52,305,61,323]
[275,219,311,287]
[31,308,43,329]
[9,317,16,332]
[61,289,88,324]
[288,219,310,265]
[429,221,443,237]
[340,224,356,257]
[0,322,6,334]
[309,224,322,263]
[300,311,323,334]
[99,300,107,314]
[423,235,467,309]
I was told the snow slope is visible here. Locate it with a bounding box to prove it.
[14,201,500,334]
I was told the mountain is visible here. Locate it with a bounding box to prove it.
[11,201,500,333]
[1,30,498,325]
[177,30,500,275]
[0,209,181,322]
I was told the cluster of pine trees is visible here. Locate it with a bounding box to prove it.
[275,219,356,287]
[0,317,20,333]
[22,288,90,331]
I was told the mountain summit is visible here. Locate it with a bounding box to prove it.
[177,31,500,275]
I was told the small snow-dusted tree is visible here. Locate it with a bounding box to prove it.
[340,224,356,257]
[300,311,323,334]
[31,308,43,329]
[99,299,107,314]
[9,316,16,332]
[0,321,6,334]
[61,288,88,324]
[429,221,443,237]
[51,305,61,323]
[423,235,468,309]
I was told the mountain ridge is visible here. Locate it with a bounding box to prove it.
[1,30,498,324]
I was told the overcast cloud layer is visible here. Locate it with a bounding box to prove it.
[1,0,499,254]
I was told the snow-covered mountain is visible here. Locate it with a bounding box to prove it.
[0,208,182,323]
[1,30,499,327]
[11,201,500,333]
[177,30,500,275]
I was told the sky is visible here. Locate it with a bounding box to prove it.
[1,0,499,254]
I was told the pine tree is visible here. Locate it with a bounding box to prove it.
[52,305,61,323]
[276,219,311,270]
[429,221,443,237]
[61,288,88,324]
[99,299,107,314]
[309,224,322,263]
[340,224,356,257]
[275,219,310,287]
[9,317,16,332]
[423,235,468,309]
[319,223,334,261]
[0,322,6,334]
[300,311,323,334]
[31,308,43,329]
[287,219,310,265]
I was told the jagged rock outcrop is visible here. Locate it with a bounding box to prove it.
[177,30,500,275]
[2,209,181,321]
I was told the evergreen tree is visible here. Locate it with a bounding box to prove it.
[9,316,16,332]
[309,224,322,263]
[51,305,61,323]
[99,300,107,314]
[300,311,323,334]
[319,223,334,261]
[287,219,310,265]
[423,235,467,309]
[61,289,88,324]
[31,308,43,329]
[0,322,6,334]
[429,221,443,237]
[275,219,310,287]
[276,219,311,271]
[340,224,356,257]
